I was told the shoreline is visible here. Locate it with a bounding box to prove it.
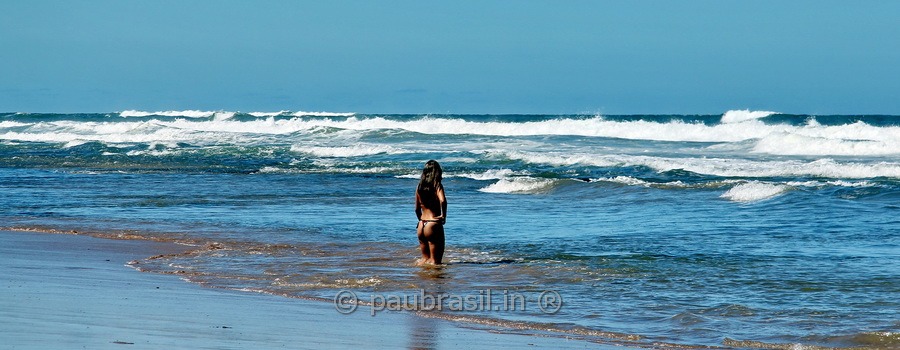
[0,229,620,349]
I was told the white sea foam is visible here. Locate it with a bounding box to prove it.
[785,180,874,188]
[299,116,780,142]
[227,115,895,157]
[291,111,355,117]
[479,177,559,194]
[125,148,180,156]
[443,248,519,264]
[2,114,898,158]
[594,176,651,186]
[94,113,761,144]
[120,110,218,118]
[592,177,878,190]
[257,166,289,174]
[249,111,291,117]
[479,150,619,167]
[290,144,406,157]
[121,115,765,142]
[212,112,236,121]
[336,166,405,174]
[396,169,525,180]
[720,182,789,202]
[452,169,521,180]
[258,165,403,174]
[440,156,479,163]
[592,176,691,188]
[490,150,900,179]
[720,110,777,124]
[752,122,900,155]
[63,140,90,148]
[0,120,206,145]
[122,110,353,118]
[0,121,30,128]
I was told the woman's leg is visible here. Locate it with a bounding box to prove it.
[417,221,431,263]
[427,223,445,264]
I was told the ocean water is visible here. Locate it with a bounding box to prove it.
[1,110,898,348]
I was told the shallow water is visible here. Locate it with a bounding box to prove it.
[1,110,898,348]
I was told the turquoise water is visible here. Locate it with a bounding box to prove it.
[1,110,898,348]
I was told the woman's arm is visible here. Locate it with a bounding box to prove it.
[437,186,447,224]
[414,191,422,220]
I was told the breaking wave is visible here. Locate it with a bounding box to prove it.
[720,109,777,123]
[290,144,408,157]
[720,181,789,202]
[2,111,898,157]
[489,150,900,179]
[119,110,220,118]
[479,177,561,194]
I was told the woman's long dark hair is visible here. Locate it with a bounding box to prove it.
[417,160,443,205]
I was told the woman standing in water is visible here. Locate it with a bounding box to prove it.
[415,160,447,265]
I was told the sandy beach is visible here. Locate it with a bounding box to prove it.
[0,230,616,349]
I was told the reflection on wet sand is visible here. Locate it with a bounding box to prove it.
[407,314,440,350]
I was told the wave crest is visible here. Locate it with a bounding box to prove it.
[290,144,406,157]
[753,121,900,156]
[120,110,219,118]
[490,150,900,179]
[720,109,777,124]
[292,111,355,117]
[479,177,560,194]
[720,182,789,202]
[5,114,900,157]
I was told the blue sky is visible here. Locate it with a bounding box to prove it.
[2,1,898,114]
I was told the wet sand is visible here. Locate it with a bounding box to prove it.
[0,230,615,349]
